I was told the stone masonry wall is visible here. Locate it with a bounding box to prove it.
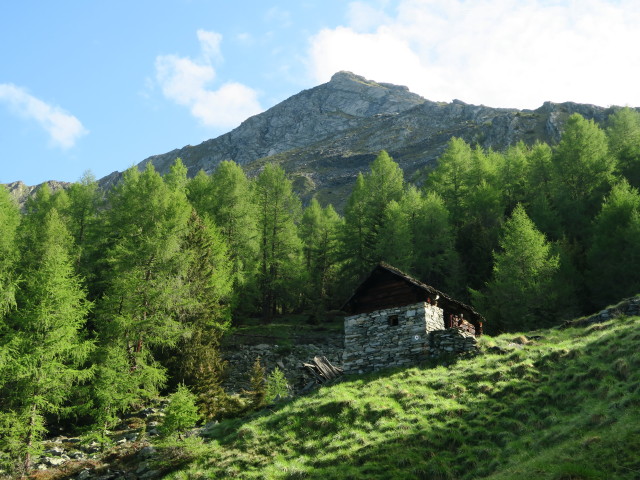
[343,302,444,374]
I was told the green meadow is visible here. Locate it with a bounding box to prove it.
[161,315,640,479]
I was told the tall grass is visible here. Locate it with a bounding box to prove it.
[165,317,640,479]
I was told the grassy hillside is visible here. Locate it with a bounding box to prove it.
[162,315,640,479]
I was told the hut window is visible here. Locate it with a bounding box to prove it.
[388,315,399,327]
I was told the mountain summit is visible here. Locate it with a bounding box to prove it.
[16,72,621,207]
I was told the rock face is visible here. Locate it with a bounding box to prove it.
[7,71,629,208]
[99,71,426,192]
[4,180,70,209]
[113,71,621,209]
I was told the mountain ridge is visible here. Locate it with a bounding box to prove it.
[6,72,629,207]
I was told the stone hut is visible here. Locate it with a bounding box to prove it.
[341,263,484,374]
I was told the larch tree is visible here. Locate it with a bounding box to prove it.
[340,173,371,285]
[587,180,640,309]
[340,151,404,288]
[1,209,92,472]
[253,163,303,319]
[426,137,473,224]
[0,186,20,318]
[412,191,461,293]
[300,199,343,316]
[607,107,640,189]
[473,204,559,333]
[92,162,192,426]
[552,113,616,241]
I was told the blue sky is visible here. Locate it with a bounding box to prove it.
[3,0,640,185]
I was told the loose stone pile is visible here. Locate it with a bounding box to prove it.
[221,337,344,394]
[564,295,640,328]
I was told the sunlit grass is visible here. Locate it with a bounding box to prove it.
[163,316,640,479]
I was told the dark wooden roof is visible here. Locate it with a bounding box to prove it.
[342,263,485,323]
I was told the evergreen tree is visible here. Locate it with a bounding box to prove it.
[300,199,343,315]
[587,180,640,309]
[473,205,559,332]
[169,210,232,394]
[607,107,640,189]
[0,186,20,317]
[340,173,371,284]
[376,199,412,271]
[412,191,461,293]
[426,137,473,224]
[552,113,616,241]
[93,162,192,420]
[254,164,303,319]
[1,210,92,471]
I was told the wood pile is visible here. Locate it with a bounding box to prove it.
[303,356,343,384]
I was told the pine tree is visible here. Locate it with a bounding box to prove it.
[587,180,640,309]
[1,209,92,471]
[0,186,20,317]
[93,162,192,421]
[254,164,303,319]
[552,113,617,241]
[607,107,640,189]
[412,191,461,292]
[473,205,559,332]
[300,199,342,316]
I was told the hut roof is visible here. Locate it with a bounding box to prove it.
[342,262,485,323]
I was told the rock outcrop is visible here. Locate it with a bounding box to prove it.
[6,71,630,209]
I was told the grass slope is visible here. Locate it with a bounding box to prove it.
[164,317,640,479]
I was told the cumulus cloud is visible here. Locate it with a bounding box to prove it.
[0,83,87,148]
[155,30,262,129]
[308,0,640,109]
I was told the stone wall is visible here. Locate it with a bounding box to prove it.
[430,328,478,355]
[343,302,444,374]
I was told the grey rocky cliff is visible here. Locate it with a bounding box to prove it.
[100,71,426,190]
[6,72,631,208]
[114,71,621,208]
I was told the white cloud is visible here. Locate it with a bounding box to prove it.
[197,29,223,62]
[155,30,262,129]
[0,83,87,148]
[308,0,640,109]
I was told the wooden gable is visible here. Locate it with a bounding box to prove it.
[342,263,485,327]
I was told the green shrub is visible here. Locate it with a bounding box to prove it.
[160,384,200,437]
[265,367,290,403]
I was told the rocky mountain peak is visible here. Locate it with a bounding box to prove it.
[128,72,427,185]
